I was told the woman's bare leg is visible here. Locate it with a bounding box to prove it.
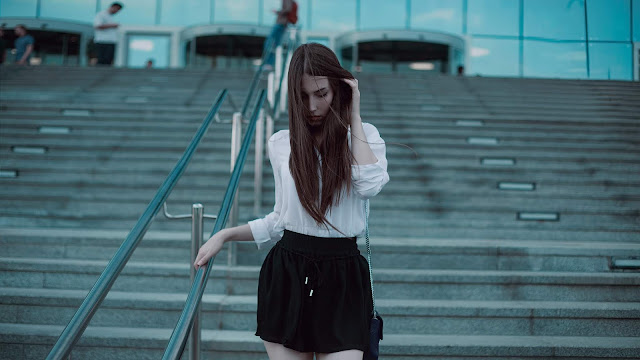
[263,340,314,360]
[316,350,364,360]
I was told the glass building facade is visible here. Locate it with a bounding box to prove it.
[1,0,638,80]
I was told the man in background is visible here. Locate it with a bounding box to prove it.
[262,0,294,71]
[14,25,34,65]
[93,2,123,66]
[0,28,6,65]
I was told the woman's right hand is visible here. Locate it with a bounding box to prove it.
[194,231,227,269]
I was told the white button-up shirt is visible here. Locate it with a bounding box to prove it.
[248,122,389,249]
[93,10,118,44]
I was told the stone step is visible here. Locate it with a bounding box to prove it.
[2,288,638,337]
[3,108,638,127]
[4,132,639,154]
[1,257,638,301]
[2,122,639,144]
[5,160,640,184]
[2,228,638,272]
[1,323,638,360]
[2,214,638,238]
[2,197,638,231]
[1,194,638,221]
[3,113,639,134]
[3,167,639,193]
[3,187,638,213]
[4,151,639,173]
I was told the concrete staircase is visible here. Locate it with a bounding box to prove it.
[1,65,639,359]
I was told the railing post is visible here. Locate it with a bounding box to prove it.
[275,45,283,88]
[229,112,242,228]
[227,112,242,273]
[254,109,265,216]
[189,204,204,360]
[266,110,274,158]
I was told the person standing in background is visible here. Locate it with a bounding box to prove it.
[93,2,123,66]
[14,25,34,65]
[0,28,7,65]
[262,0,295,71]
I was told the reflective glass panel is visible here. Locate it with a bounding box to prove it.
[470,38,519,76]
[127,34,170,68]
[113,0,156,25]
[0,0,37,17]
[523,0,586,40]
[410,0,464,35]
[309,0,356,31]
[589,42,633,80]
[523,40,587,78]
[161,0,210,26]
[467,0,519,36]
[40,0,97,22]
[632,0,640,41]
[214,0,259,24]
[360,0,406,30]
[587,0,631,41]
[305,36,330,47]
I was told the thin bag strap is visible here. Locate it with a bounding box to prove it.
[364,199,376,314]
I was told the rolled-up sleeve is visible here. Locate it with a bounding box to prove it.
[248,134,284,249]
[351,123,389,199]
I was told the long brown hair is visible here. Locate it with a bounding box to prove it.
[287,43,355,230]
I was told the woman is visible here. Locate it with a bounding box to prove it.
[194,43,389,360]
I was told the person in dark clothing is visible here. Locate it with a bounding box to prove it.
[0,28,7,64]
[14,25,34,65]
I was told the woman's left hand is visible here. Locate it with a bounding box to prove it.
[342,78,360,121]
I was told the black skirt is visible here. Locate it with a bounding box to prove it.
[256,229,373,353]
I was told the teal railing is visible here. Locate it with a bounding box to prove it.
[162,26,299,360]
[46,25,296,360]
[161,90,267,359]
[46,90,230,360]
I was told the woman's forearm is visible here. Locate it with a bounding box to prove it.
[351,116,378,165]
[220,223,255,243]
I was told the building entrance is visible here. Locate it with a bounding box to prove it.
[335,30,466,75]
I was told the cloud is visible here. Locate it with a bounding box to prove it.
[471,47,490,57]
[130,40,154,52]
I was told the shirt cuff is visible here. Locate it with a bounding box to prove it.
[248,218,272,250]
[351,159,384,181]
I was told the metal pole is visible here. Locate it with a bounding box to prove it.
[254,109,265,216]
[189,204,204,360]
[351,41,359,73]
[275,45,283,88]
[227,112,242,272]
[279,45,293,116]
[229,112,242,228]
[266,113,274,154]
[267,72,275,106]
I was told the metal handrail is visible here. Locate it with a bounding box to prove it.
[45,90,230,360]
[213,92,240,124]
[162,89,268,360]
[241,25,298,120]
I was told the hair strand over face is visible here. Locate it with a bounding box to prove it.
[286,43,355,231]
